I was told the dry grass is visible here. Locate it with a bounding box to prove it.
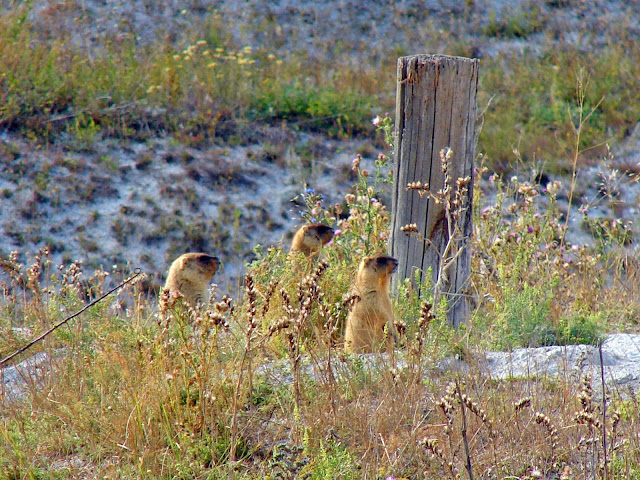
[2,135,640,478]
[3,3,640,171]
[2,3,640,478]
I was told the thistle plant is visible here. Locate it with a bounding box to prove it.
[330,116,393,258]
[404,147,472,309]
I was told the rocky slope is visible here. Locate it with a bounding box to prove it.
[2,0,640,296]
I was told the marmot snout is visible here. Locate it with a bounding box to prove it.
[344,254,398,353]
[163,252,220,307]
[290,223,335,257]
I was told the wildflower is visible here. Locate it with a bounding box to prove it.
[372,115,382,127]
[351,154,361,171]
[361,169,369,177]
[530,468,543,478]
[546,180,562,196]
[334,229,342,236]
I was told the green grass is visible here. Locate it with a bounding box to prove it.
[2,5,640,477]
[2,132,640,477]
[478,43,640,170]
[3,4,640,172]
[0,6,377,144]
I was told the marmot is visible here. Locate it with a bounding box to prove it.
[163,253,220,307]
[289,223,335,258]
[344,254,398,353]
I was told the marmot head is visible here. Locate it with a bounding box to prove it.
[176,253,220,282]
[290,223,335,256]
[356,254,398,291]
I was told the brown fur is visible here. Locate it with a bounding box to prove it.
[344,254,398,353]
[163,253,220,307]
[289,223,335,258]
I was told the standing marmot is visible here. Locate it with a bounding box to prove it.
[163,253,220,307]
[290,223,335,258]
[344,254,398,353]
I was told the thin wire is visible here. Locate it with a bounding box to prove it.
[0,268,142,369]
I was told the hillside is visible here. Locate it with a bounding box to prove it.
[2,2,640,478]
[1,0,640,292]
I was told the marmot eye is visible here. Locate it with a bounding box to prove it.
[197,255,219,266]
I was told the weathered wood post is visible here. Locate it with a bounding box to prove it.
[389,54,478,327]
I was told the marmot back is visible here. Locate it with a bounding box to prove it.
[344,254,398,353]
[163,253,220,307]
[290,223,335,258]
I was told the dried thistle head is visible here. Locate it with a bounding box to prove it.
[280,288,296,318]
[158,288,182,315]
[342,292,360,311]
[420,437,459,478]
[61,260,84,295]
[244,273,257,330]
[436,382,457,418]
[393,318,407,337]
[313,259,329,279]
[268,317,292,337]
[514,397,532,412]
[1,250,26,288]
[215,295,234,315]
[461,392,491,428]
[418,301,435,330]
[534,412,558,450]
[578,372,594,413]
[26,254,43,294]
[574,410,602,430]
[401,223,419,234]
[261,279,279,316]
[406,181,430,197]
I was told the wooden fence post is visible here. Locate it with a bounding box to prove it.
[389,54,479,327]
